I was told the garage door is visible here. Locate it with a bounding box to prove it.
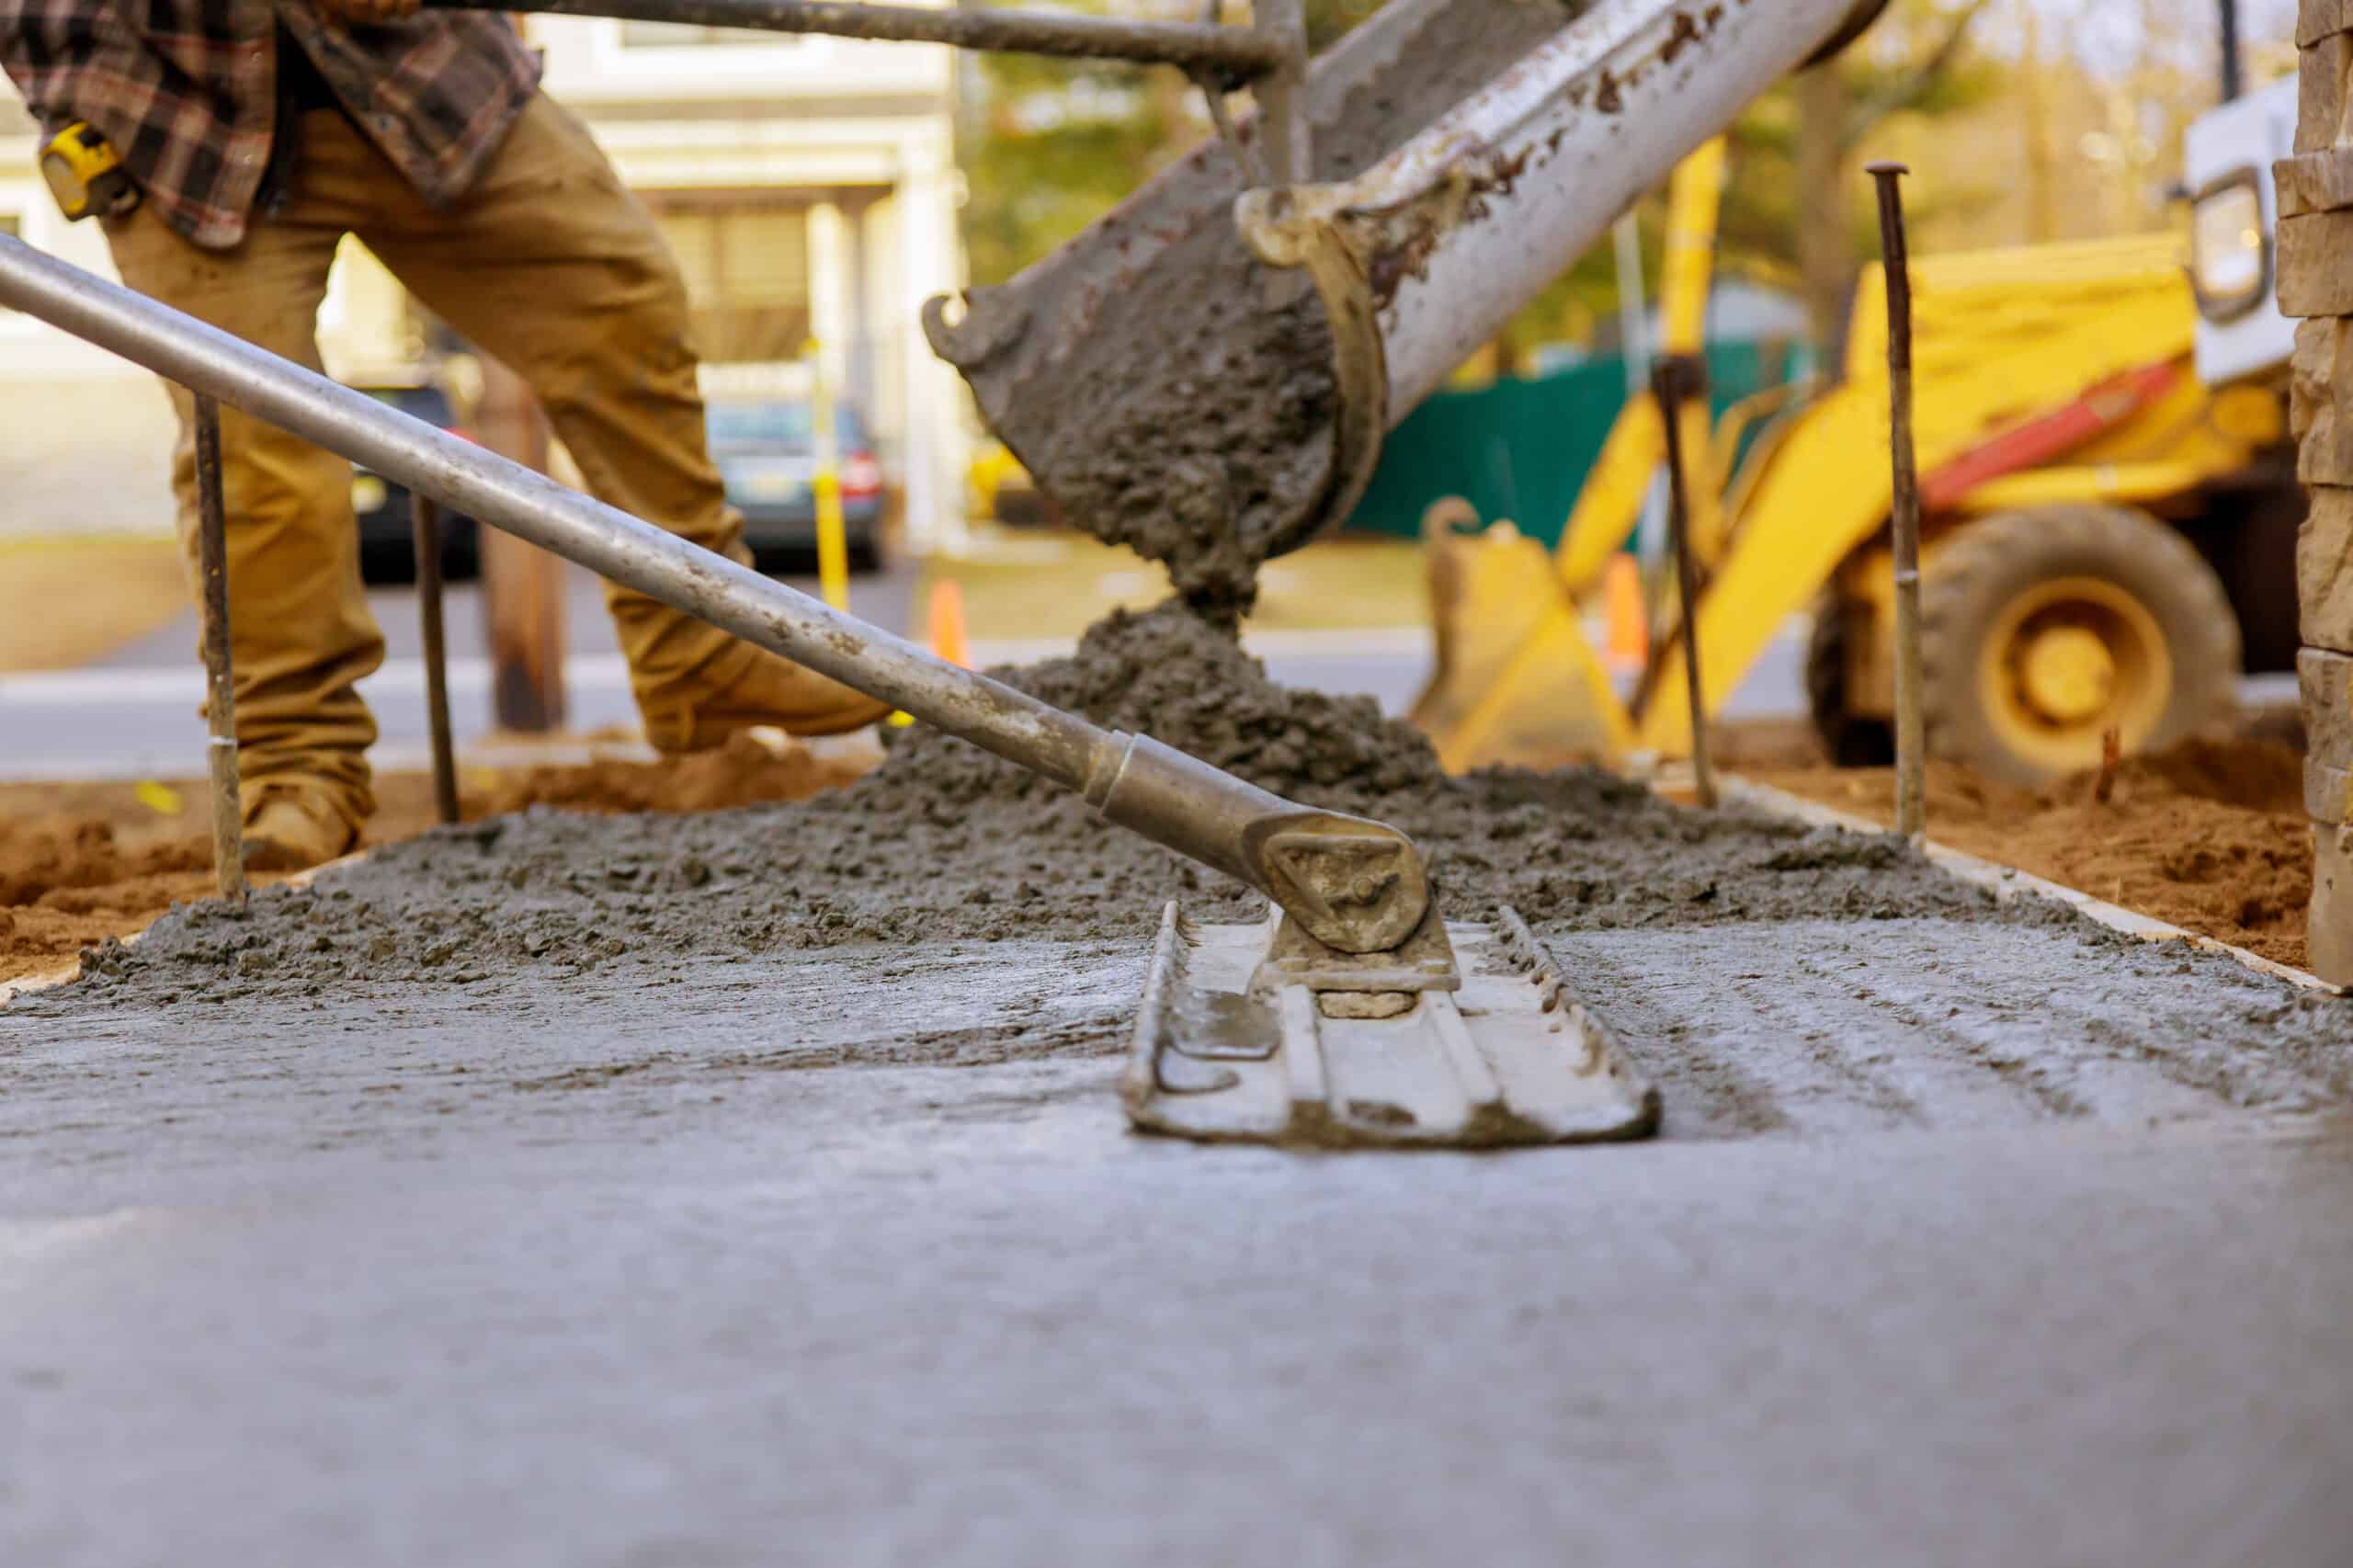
[654,205,812,365]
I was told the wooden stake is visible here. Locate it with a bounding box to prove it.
[413,494,460,825]
[472,356,567,733]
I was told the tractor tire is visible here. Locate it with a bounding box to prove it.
[1804,593,1893,767]
[1919,505,2240,787]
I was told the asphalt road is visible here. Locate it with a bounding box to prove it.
[1,555,1830,780]
[0,562,917,779]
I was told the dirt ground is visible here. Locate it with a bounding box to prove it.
[0,733,870,986]
[1745,735,2313,970]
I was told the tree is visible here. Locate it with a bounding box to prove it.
[954,2,2000,366]
[958,2,1387,289]
[1722,0,2001,360]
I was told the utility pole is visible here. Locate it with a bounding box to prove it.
[472,355,568,733]
[2022,3,2053,244]
[2218,0,2241,103]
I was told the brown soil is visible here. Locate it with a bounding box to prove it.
[0,733,870,987]
[1745,736,2314,970]
[478,733,870,816]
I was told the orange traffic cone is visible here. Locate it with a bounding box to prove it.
[1603,551,1647,676]
[927,577,972,669]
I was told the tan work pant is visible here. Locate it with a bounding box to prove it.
[105,93,760,832]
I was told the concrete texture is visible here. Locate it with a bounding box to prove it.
[7,605,2353,1562]
[5,932,2353,1566]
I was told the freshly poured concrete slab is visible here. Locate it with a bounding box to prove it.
[3,925,2352,1566]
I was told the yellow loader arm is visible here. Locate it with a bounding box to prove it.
[1553,138,1729,594]
[1412,140,1725,773]
[1637,234,2199,755]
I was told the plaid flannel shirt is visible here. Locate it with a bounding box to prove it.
[1,0,540,248]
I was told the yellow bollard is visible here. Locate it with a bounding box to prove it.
[806,338,851,612]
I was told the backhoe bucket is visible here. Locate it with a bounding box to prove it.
[1409,498,1633,773]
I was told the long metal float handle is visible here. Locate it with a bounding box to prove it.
[418,0,1285,83]
[0,234,1426,953]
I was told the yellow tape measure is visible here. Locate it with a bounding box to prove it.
[40,122,140,222]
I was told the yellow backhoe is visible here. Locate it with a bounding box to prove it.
[1414,117,2299,788]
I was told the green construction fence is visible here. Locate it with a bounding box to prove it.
[1344,340,1802,550]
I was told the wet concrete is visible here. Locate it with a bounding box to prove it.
[7,604,2353,1560]
[966,2,1578,609]
[27,604,2349,1074]
[5,942,2353,1565]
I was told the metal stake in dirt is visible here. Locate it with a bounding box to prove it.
[1869,161,1926,844]
[1651,355,1717,811]
[412,495,461,827]
[191,394,248,901]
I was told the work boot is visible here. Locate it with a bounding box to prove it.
[640,644,892,753]
[244,787,360,872]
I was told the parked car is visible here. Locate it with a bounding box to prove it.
[350,381,480,585]
[706,395,887,570]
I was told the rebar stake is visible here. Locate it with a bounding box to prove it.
[1869,161,1927,845]
[413,494,460,826]
[192,394,247,900]
[1652,354,1717,811]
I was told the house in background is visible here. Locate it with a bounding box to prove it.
[0,110,178,541]
[0,15,971,550]
[529,14,970,551]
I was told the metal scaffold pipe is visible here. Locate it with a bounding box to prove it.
[0,234,1105,789]
[0,233,1428,954]
[421,0,1286,82]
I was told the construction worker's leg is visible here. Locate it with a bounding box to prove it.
[358,96,887,746]
[100,197,380,849]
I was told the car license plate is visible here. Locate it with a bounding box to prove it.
[738,472,799,502]
[351,475,387,514]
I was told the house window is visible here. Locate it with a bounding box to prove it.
[653,203,813,364]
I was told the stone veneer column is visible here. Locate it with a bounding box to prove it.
[2282,1,2353,982]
